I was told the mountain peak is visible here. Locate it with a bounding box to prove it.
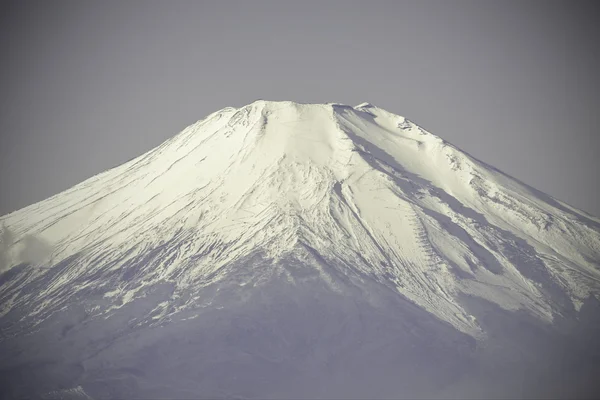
[232,100,384,115]
[2,100,600,399]
[1,101,599,340]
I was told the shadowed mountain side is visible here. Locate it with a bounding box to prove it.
[0,253,599,399]
[0,253,471,399]
[434,294,600,399]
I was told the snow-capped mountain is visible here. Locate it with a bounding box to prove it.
[1,101,599,399]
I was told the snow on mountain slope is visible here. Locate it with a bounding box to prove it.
[1,100,599,340]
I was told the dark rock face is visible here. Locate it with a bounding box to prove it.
[1,256,599,399]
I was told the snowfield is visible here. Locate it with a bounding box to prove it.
[1,100,599,399]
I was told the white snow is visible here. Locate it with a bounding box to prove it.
[1,100,599,338]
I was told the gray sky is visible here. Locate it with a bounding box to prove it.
[1,0,599,216]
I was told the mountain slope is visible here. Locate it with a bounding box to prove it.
[1,100,599,398]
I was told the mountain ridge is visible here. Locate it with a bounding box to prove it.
[1,100,598,342]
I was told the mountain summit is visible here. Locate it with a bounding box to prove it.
[1,101,600,398]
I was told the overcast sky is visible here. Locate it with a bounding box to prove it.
[1,0,598,216]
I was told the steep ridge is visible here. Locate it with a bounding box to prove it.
[1,100,599,342]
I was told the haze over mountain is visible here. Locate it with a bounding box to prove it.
[1,101,599,399]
